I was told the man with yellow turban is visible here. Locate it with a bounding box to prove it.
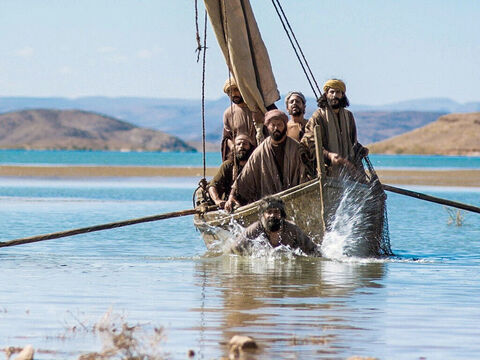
[301,79,368,179]
[221,77,266,161]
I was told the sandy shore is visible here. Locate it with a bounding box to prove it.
[0,165,479,187]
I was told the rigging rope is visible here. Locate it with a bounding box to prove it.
[270,0,322,100]
[195,0,208,179]
[201,9,208,178]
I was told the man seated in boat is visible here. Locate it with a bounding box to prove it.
[225,109,308,212]
[207,134,254,209]
[221,77,266,161]
[301,79,368,180]
[230,196,319,255]
[285,91,308,142]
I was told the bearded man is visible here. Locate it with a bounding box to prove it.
[301,79,368,178]
[221,77,266,161]
[285,91,308,142]
[230,196,319,255]
[225,110,308,212]
[208,134,254,209]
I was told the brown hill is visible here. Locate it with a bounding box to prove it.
[369,112,480,156]
[0,109,195,152]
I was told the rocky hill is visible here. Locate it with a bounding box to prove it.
[0,109,196,152]
[368,112,480,156]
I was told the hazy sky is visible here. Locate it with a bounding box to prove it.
[1,0,479,105]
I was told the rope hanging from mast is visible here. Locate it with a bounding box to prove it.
[270,0,322,100]
[195,0,208,179]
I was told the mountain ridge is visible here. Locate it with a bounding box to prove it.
[369,112,480,156]
[0,109,196,152]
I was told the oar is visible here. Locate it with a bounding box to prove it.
[0,206,217,249]
[383,184,480,214]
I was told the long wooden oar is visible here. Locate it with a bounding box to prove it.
[0,206,216,249]
[383,184,480,214]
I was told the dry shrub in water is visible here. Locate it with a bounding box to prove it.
[78,310,166,360]
[445,206,465,226]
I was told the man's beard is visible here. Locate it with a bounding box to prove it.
[289,108,303,116]
[232,96,244,104]
[264,217,283,232]
[328,97,341,109]
[235,149,250,162]
[270,127,287,141]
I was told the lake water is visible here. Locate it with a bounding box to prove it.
[0,153,479,359]
[1,149,480,169]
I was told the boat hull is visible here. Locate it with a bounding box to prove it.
[194,176,388,256]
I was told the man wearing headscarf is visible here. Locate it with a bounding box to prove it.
[285,91,308,142]
[301,79,368,179]
[221,77,266,161]
[225,110,308,212]
[208,134,255,209]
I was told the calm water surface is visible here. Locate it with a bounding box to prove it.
[0,176,479,359]
[1,149,480,169]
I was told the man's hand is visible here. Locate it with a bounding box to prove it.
[360,146,369,157]
[328,152,355,170]
[224,195,240,213]
[214,199,226,209]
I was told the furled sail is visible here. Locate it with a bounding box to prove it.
[204,0,280,113]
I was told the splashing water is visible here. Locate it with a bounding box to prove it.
[321,177,390,260]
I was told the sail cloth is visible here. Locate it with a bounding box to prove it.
[204,0,280,113]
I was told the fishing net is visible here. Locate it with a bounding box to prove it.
[363,156,393,256]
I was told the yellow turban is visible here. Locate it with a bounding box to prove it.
[323,79,346,93]
[223,77,238,94]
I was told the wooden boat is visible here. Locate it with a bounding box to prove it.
[194,128,391,257]
[194,1,391,257]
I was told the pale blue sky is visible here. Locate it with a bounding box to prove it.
[1,0,479,105]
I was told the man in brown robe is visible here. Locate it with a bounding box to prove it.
[225,110,308,212]
[230,196,319,255]
[285,91,308,142]
[221,77,265,161]
[208,134,254,209]
[301,79,368,179]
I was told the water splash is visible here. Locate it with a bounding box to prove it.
[321,177,389,260]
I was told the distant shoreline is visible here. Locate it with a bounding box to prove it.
[0,165,479,187]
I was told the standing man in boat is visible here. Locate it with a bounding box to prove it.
[230,196,319,255]
[301,79,368,179]
[208,134,254,209]
[225,110,308,212]
[285,91,308,142]
[221,77,266,161]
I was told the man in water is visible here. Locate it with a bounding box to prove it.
[285,91,308,142]
[221,77,265,161]
[231,196,319,255]
[225,109,308,211]
[208,134,254,209]
[301,79,368,179]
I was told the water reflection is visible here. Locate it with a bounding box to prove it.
[193,255,385,358]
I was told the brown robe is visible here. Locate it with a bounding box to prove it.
[207,159,244,200]
[287,117,308,142]
[301,107,364,175]
[232,136,308,204]
[221,103,264,161]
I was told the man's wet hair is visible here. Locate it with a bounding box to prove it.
[317,92,350,109]
[258,196,287,219]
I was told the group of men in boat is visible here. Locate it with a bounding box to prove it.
[203,77,369,254]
